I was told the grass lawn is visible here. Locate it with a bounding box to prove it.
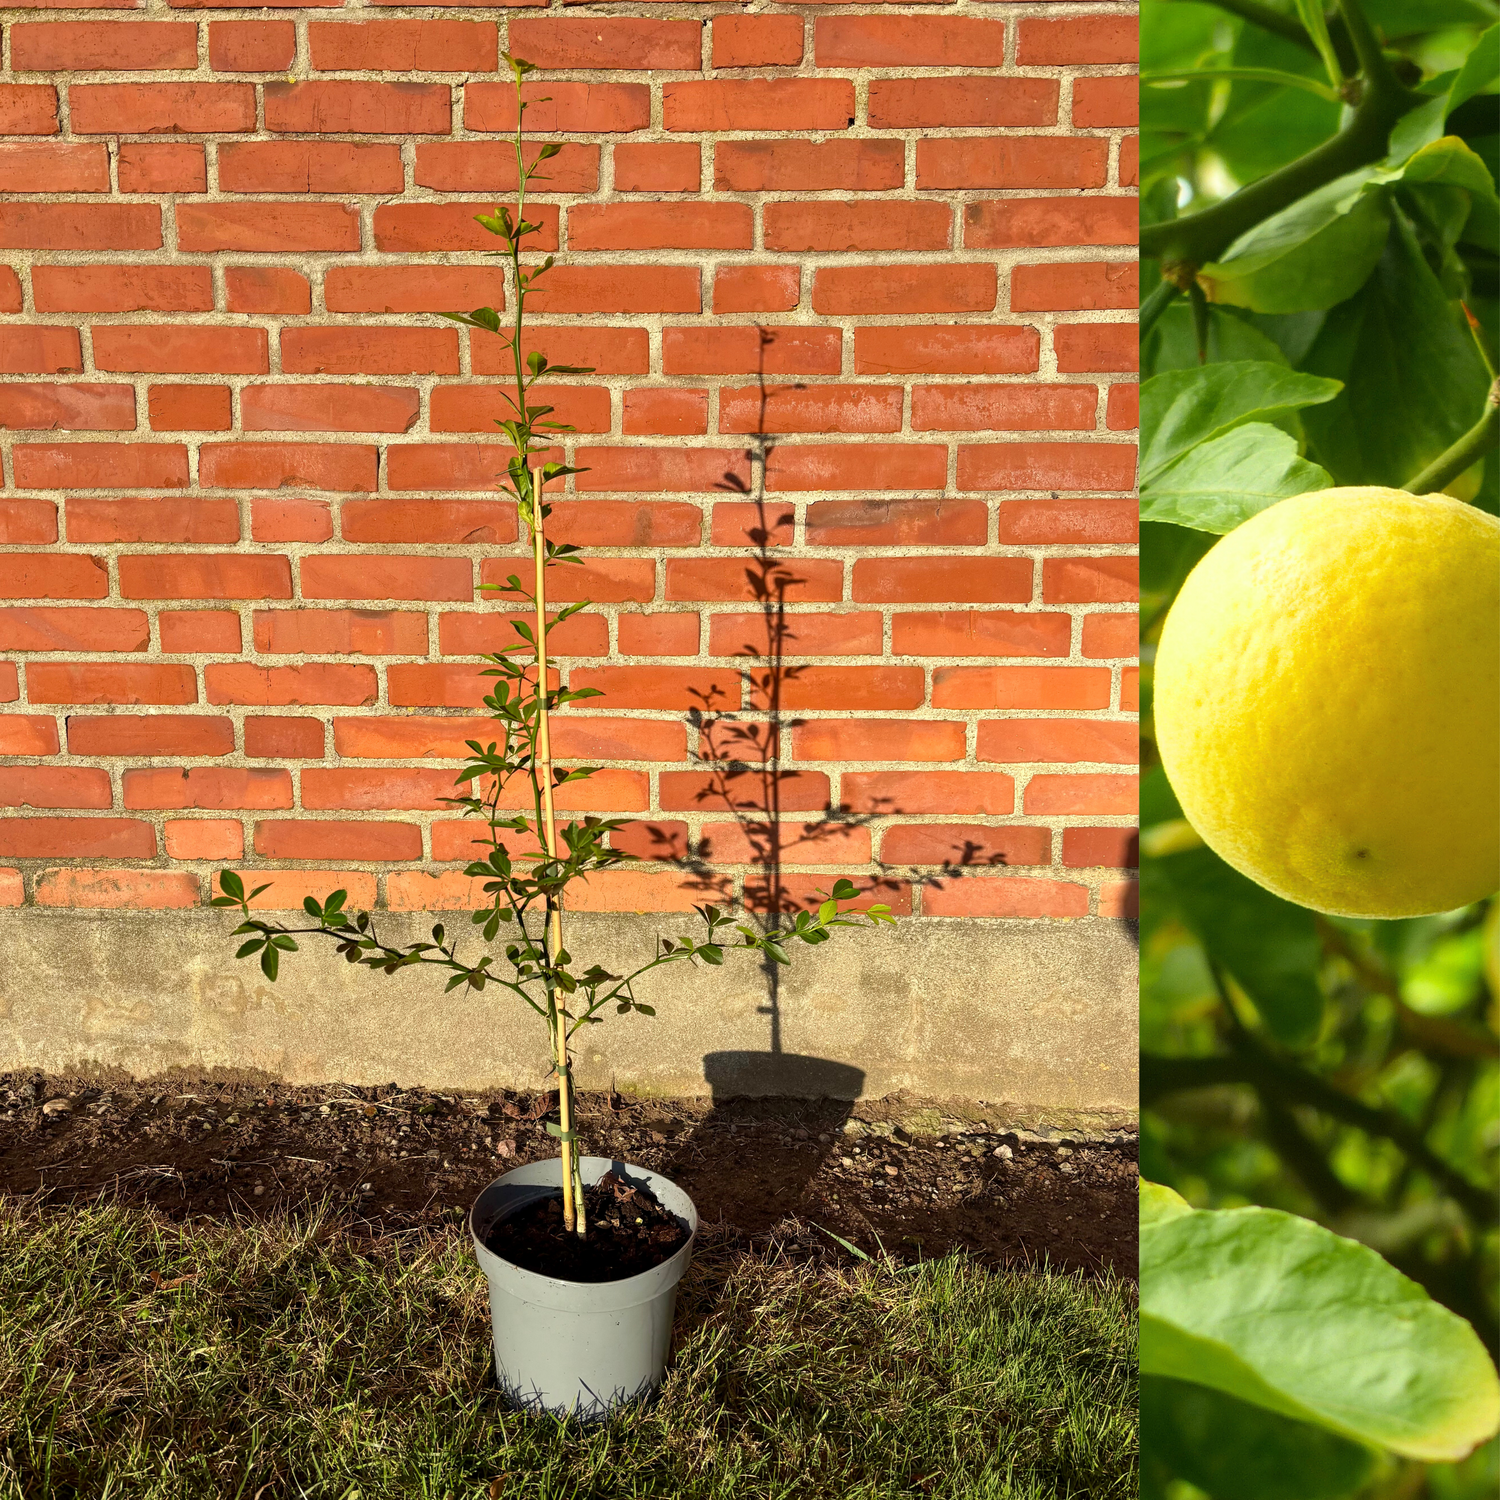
[0,1198,1136,1500]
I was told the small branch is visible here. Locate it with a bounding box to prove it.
[1191,0,1357,72]
[1139,277,1182,337]
[1402,380,1500,496]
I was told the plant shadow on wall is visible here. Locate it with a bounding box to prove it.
[1138,1,1499,1496]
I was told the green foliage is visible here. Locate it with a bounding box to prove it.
[1141,3,1500,1492]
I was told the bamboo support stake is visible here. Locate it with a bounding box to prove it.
[531,466,585,1237]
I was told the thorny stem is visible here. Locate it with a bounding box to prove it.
[1188,0,1357,73]
[1402,379,1500,497]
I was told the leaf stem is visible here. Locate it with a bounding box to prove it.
[1140,277,1182,338]
[1402,380,1500,496]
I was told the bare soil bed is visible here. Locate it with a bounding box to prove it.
[0,1073,1137,1277]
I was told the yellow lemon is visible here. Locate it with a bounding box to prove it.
[1154,488,1500,918]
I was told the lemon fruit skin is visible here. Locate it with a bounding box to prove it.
[1154,488,1500,919]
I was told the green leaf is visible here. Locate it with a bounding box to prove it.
[1141,424,1330,533]
[1144,302,1293,377]
[235,939,265,960]
[261,946,279,982]
[832,879,858,900]
[1143,1376,1380,1500]
[1140,1178,1193,1229]
[1199,175,1391,314]
[1156,842,1325,1047]
[1449,23,1499,114]
[1290,0,1341,87]
[1140,361,1342,484]
[1140,1204,1500,1462]
[218,870,245,901]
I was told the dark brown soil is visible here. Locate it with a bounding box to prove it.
[486,1170,692,1282]
[0,1072,1138,1278]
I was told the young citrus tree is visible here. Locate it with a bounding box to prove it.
[1138,0,1499,1490]
[214,54,895,1241]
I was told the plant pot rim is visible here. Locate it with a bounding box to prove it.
[469,1154,698,1309]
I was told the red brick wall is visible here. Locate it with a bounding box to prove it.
[0,4,1138,924]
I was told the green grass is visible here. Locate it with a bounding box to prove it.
[0,1199,1136,1500]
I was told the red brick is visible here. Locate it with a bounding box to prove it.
[225,267,311,315]
[698,821,870,867]
[0,555,105,600]
[565,667,740,713]
[415,141,598,194]
[436,610,608,658]
[0,500,58,543]
[957,443,1137,493]
[807,500,986,547]
[124,767,292,811]
[242,384,420,434]
[302,556,473,604]
[751,665,923,711]
[814,264,995,316]
[747,875,912,917]
[664,79,854,132]
[70,84,256,135]
[767,444,947,492]
[614,142,700,194]
[481,556,653,604]
[1121,136,1139,188]
[0,666,15,703]
[546,501,702,548]
[996,499,1138,546]
[309,20,497,71]
[198,443,377,493]
[28,663,196,705]
[255,821,422,861]
[234,871,377,912]
[967,197,1136,249]
[893,611,1071,658]
[1106,385,1138,431]
[816,16,1006,66]
[219,141,404,194]
[1024,773,1136,815]
[3,327,84,376]
[617,613,700,655]
[713,264,800,314]
[845,772,1013,816]
[795,720,964,762]
[1101,880,1140,918]
[710,501,795,547]
[933,665,1111,710]
[1012,262,1137,312]
[0,766,112,809]
[118,143,206,194]
[1062,828,1138,869]
[254,608,426,656]
[854,558,1033,604]
[764,201,950,253]
[206,663,376,707]
[13,444,188,490]
[158,611,242,652]
[0,268,20,312]
[868,77,1057,129]
[209,21,296,72]
[0,817,154,859]
[664,326,840,375]
[12,21,195,70]
[572,447,747,495]
[0,143,110,193]
[912,384,1097,432]
[708,611,882,657]
[917,137,1108,190]
[36,869,198,908]
[1055,324,1138,373]
[466,82,649,134]
[374,202,558,254]
[1074,76,1139,128]
[659,770,829,814]
[165,820,244,860]
[713,15,802,67]
[251,498,333,543]
[716,140,901,193]
[94,325,267,374]
[569,202,752,252]
[855,325,1037,376]
[510,18,700,69]
[119,554,290,601]
[608,820,690,862]
[177,202,359,253]
[0,607,148,652]
[0,85,60,135]
[1082,612,1137,659]
[324,266,507,314]
[33,264,190,317]
[533,270,701,319]
[623,388,708,436]
[430,384,608,434]
[979,719,1137,765]
[1019,17,1138,65]
[245,717,324,758]
[266,81,451,135]
[0,384,134,432]
[301,769,459,811]
[924,877,1088,920]
[341,498,515,544]
[1043,556,1139,603]
[148,385,232,431]
[881,823,1050,867]
[386,445,536,492]
[666,558,842,602]
[721,384,901,435]
[0,715,60,756]
[1121,667,1140,712]
[67,498,239,544]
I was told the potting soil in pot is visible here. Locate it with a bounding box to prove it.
[485,1169,691,1282]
